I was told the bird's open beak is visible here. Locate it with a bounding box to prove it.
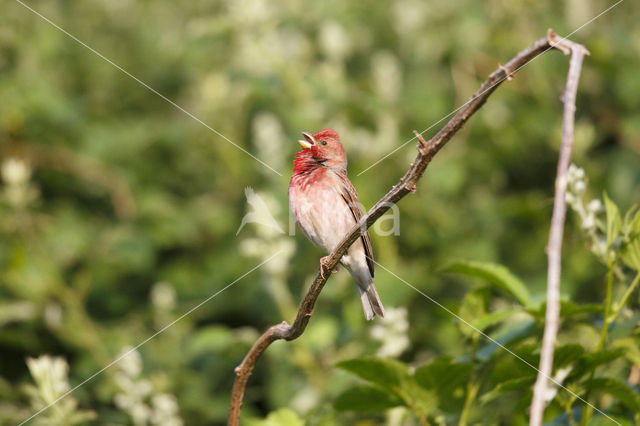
[297,132,316,149]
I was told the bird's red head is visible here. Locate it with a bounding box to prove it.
[293,129,347,173]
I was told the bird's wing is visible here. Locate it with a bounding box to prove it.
[336,172,375,278]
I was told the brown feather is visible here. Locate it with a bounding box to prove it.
[336,172,375,278]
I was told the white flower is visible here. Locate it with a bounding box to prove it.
[114,392,137,411]
[117,347,143,378]
[113,346,183,426]
[151,393,179,416]
[567,164,587,195]
[252,112,286,173]
[319,21,350,61]
[565,192,575,204]
[573,180,586,194]
[44,302,63,328]
[587,199,603,213]
[151,282,177,311]
[134,379,154,398]
[1,158,30,185]
[392,0,427,35]
[2,157,39,207]
[150,393,183,426]
[130,402,152,426]
[26,355,70,404]
[568,164,578,177]
[25,355,96,423]
[568,164,585,183]
[370,307,410,358]
[581,213,595,231]
[372,51,402,102]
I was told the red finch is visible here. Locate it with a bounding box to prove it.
[289,129,385,320]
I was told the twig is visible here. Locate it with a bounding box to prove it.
[530,31,589,426]
[229,32,568,426]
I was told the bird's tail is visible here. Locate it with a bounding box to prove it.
[358,282,385,320]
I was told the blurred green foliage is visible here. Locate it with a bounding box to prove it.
[1,0,639,424]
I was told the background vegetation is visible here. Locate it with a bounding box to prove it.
[1,0,639,424]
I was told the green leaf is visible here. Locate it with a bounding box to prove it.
[588,415,634,426]
[527,301,602,320]
[560,301,603,317]
[633,207,640,234]
[489,344,539,383]
[401,378,438,417]
[458,287,489,337]
[444,260,531,307]
[553,344,585,368]
[584,377,640,412]
[621,234,640,271]
[305,317,339,350]
[612,337,640,367]
[571,349,625,379]
[337,358,410,389]
[604,192,622,252]
[477,320,536,361]
[472,309,522,332]
[248,408,305,426]
[337,358,437,417]
[415,357,472,413]
[480,376,536,404]
[334,385,405,412]
[620,206,640,270]
[622,204,639,235]
[581,349,625,369]
[187,326,233,357]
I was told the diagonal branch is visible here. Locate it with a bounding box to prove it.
[530,33,589,426]
[229,30,574,426]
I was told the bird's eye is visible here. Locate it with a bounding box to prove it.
[321,140,328,146]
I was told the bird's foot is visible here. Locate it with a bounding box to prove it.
[319,256,340,278]
[321,256,339,278]
[319,256,329,278]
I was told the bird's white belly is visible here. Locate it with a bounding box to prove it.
[290,182,356,254]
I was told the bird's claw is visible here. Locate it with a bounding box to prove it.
[319,256,330,278]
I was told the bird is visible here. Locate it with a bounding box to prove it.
[288,129,385,320]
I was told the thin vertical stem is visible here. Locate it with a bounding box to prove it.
[599,265,615,349]
[530,35,589,426]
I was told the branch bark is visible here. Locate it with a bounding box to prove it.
[530,33,589,426]
[229,30,578,426]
